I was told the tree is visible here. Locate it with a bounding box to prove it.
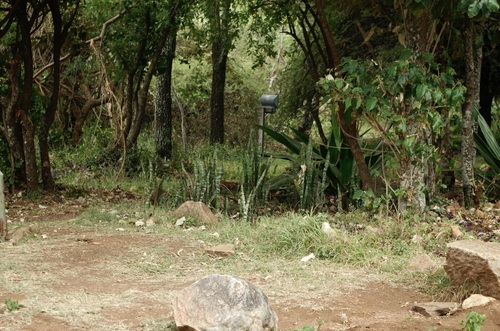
[38,0,80,191]
[154,0,188,160]
[0,0,79,192]
[250,0,375,191]
[457,0,499,208]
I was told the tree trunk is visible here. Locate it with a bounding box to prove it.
[397,9,433,213]
[16,2,38,192]
[5,57,26,188]
[209,0,231,145]
[479,37,494,126]
[461,17,482,209]
[210,41,228,144]
[313,0,373,192]
[39,0,62,191]
[125,24,173,151]
[154,30,177,160]
[336,107,373,191]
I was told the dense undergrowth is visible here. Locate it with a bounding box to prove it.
[45,134,499,304]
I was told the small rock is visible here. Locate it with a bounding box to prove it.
[451,225,463,239]
[412,302,458,317]
[365,226,381,234]
[116,228,125,232]
[135,220,145,227]
[411,234,422,244]
[321,222,334,238]
[475,209,487,219]
[408,254,438,273]
[301,253,315,262]
[462,294,497,309]
[171,201,218,225]
[145,218,156,227]
[205,244,235,256]
[175,217,186,227]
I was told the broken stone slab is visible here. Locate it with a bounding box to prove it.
[408,254,438,273]
[205,244,235,256]
[444,240,500,299]
[171,201,218,225]
[411,302,459,317]
[462,294,497,309]
[172,274,278,331]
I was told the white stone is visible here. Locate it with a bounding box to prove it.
[462,294,497,309]
[301,253,315,262]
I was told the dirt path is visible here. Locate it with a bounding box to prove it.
[1,195,499,331]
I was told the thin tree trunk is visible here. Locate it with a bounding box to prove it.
[17,2,38,192]
[126,23,173,150]
[154,29,177,160]
[210,41,228,144]
[209,0,231,145]
[39,0,63,191]
[461,17,482,209]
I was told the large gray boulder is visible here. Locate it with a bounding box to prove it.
[444,240,500,299]
[172,274,278,331]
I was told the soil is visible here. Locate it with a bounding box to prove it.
[1,190,500,331]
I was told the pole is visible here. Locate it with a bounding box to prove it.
[0,171,6,240]
[258,107,266,153]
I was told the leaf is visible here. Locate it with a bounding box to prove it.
[345,97,352,109]
[475,114,500,174]
[486,0,500,13]
[468,1,482,17]
[399,48,413,62]
[334,79,344,90]
[366,97,377,111]
[257,125,301,155]
[416,84,425,99]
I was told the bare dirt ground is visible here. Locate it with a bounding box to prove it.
[1,191,500,331]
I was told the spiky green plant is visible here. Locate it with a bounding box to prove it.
[258,116,356,210]
[239,140,271,221]
[183,147,223,210]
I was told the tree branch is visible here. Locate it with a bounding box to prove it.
[33,53,71,79]
[86,8,127,45]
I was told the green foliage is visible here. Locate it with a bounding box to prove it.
[475,113,500,175]
[461,311,486,331]
[325,51,464,161]
[4,297,21,312]
[183,147,223,210]
[259,116,355,211]
[459,0,500,17]
[352,188,384,212]
[239,140,271,222]
[321,50,465,206]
